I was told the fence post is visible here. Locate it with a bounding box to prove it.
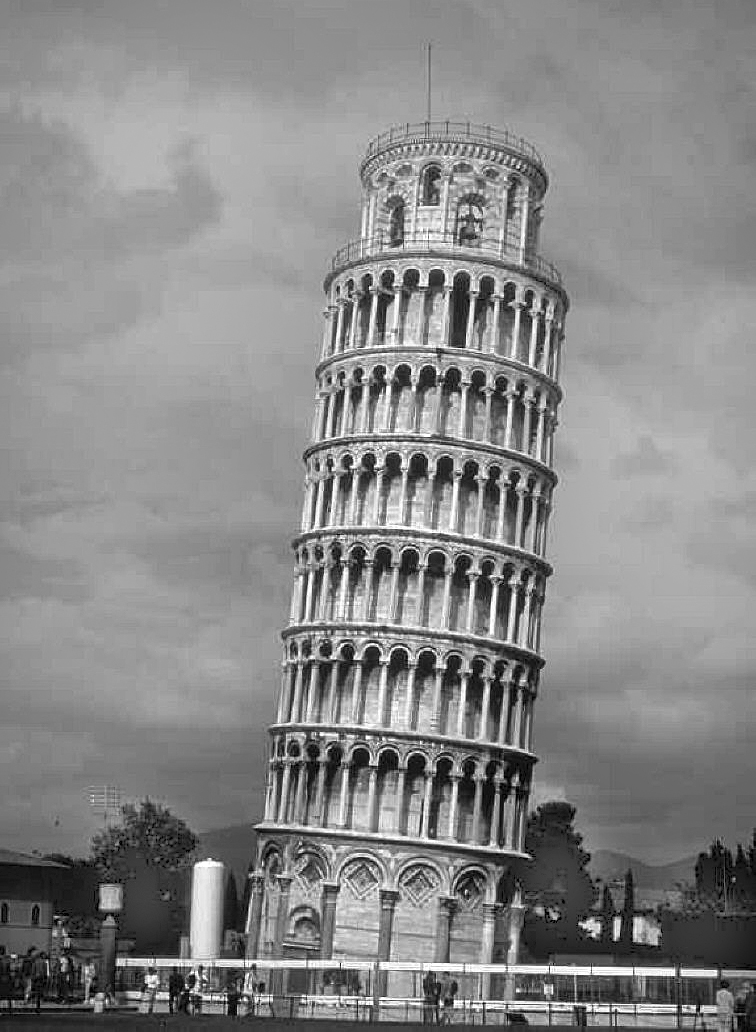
[675,965,683,1030]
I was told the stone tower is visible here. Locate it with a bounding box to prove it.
[247,121,568,984]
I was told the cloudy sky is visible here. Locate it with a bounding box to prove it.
[2,0,755,866]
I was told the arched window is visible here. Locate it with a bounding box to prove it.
[456,196,484,246]
[31,904,40,926]
[421,165,441,206]
[0,903,7,924]
[389,201,405,246]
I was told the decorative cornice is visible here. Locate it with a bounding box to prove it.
[303,433,558,486]
[268,722,537,764]
[254,821,532,864]
[292,525,554,578]
[314,345,564,401]
[324,238,564,297]
[280,621,545,670]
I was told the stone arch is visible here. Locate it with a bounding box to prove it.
[452,865,489,907]
[402,751,429,837]
[337,852,386,892]
[422,549,447,628]
[345,745,371,830]
[450,271,471,348]
[285,905,321,950]
[292,847,329,897]
[397,268,420,346]
[455,192,485,247]
[258,845,284,955]
[386,194,405,247]
[420,163,442,207]
[321,743,344,827]
[375,747,400,833]
[421,268,447,347]
[385,646,410,728]
[333,852,383,960]
[429,753,454,840]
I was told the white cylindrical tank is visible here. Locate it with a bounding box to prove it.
[189,858,225,960]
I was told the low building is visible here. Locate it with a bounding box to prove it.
[581,883,670,949]
[0,849,66,956]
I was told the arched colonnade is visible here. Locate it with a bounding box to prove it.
[312,361,558,467]
[276,639,537,751]
[264,735,531,853]
[290,541,546,652]
[323,269,565,380]
[301,449,552,556]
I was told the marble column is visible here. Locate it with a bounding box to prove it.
[434,896,457,962]
[377,889,399,961]
[506,888,526,966]
[480,902,499,999]
[245,872,265,959]
[320,882,340,960]
[376,888,400,996]
[272,874,293,993]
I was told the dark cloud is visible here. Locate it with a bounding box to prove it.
[0,110,221,263]
[1,0,755,864]
[0,108,222,365]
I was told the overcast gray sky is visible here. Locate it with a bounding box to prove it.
[1,0,755,865]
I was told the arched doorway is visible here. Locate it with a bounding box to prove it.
[283,906,321,994]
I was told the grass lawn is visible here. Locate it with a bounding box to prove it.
[0,1017,458,1031]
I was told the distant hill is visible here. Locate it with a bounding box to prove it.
[588,849,698,909]
[197,823,258,893]
[589,849,697,889]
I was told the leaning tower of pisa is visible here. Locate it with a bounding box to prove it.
[247,121,568,983]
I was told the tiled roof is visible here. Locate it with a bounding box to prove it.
[0,849,67,868]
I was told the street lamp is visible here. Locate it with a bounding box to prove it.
[98,883,123,1007]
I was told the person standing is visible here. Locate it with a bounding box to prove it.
[168,967,184,1014]
[440,972,459,1025]
[82,958,96,1005]
[226,972,242,1017]
[744,985,756,1032]
[57,952,70,1004]
[21,948,35,1005]
[143,966,159,1014]
[31,951,48,1013]
[0,947,13,1014]
[243,964,260,1016]
[422,970,437,1025]
[718,980,736,1032]
[188,963,205,1015]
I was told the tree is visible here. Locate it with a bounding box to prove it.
[521,801,596,927]
[223,872,239,933]
[674,833,756,917]
[520,801,597,960]
[619,868,634,948]
[90,798,198,953]
[90,798,198,878]
[600,885,615,946]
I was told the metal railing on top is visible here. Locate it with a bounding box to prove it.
[363,121,544,168]
[116,956,754,1002]
[330,230,563,287]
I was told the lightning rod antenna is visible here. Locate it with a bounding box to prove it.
[426,43,432,123]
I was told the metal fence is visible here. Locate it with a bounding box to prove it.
[116,957,756,1025]
[362,122,545,168]
[329,230,563,287]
